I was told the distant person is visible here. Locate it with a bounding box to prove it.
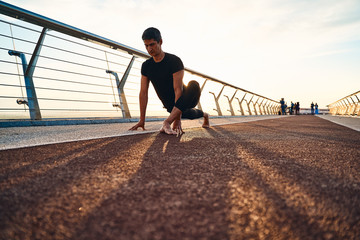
[280,98,286,115]
[295,102,300,115]
[290,101,294,115]
[129,27,209,135]
[311,102,314,115]
[315,103,319,114]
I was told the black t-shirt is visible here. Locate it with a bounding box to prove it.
[141,53,184,110]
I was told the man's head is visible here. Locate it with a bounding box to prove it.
[142,27,163,58]
[142,27,162,42]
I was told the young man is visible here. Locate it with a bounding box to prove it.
[129,27,209,135]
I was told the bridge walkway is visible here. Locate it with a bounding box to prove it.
[0,115,359,239]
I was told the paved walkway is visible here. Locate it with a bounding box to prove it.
[1,115,359,150]
[0,115,286,150]
[317,114,360,132]
[0,115,359,239]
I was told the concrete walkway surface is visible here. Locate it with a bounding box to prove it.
[0,115,286,150]
[1,114,359,150]
[317,115,360,132]
[0,115,359,240]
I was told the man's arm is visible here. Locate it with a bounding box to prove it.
[164,69,184,123]
[172,70,184,125]
[129,75,149,130]
[173,70,184,102]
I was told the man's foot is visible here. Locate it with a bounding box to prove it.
[160,121,177,135]
[202,113,210,128]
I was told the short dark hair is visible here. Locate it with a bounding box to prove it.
[142,27,162,42]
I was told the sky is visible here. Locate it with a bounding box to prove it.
[5,0,360,108]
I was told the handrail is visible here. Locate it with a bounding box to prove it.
[0,1,149,58]
[328,91,360,116]
[0,1,278,103]
[0,0,280,120]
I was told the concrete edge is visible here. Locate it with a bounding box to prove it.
[316,115,360,132]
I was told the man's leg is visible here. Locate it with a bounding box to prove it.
[176,80,209,128]
[181,110,209,128]
[161,80,210,134]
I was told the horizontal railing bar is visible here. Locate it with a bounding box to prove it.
[39,55,124,71]
[27,86,115,96]
[41,43,120,65]
[28,65,110,80]
[0,83,114,96]
[0,83,22,88]
[0,61,110,79]
[45,32,132,60]
[2,50,125,76]
[0,18,42,34]
[185,68,277,103]
[0,72,114,88]
[0,108,121,112]
[329,91,360,106]
[0,108,28,111]
[0,33,37,46]
[0,96,22,99]
[1,34,130,68]
[1,18,133,63]
[34,76,114,88]
[0,95,113,104]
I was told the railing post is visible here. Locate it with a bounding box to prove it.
[258,98,265,115]
[209,85,225,116]
[270,103,275,114]
[235,92,246,116]
[269,102,275,114]
[355,95,360,116]
[341,100,347,115]
[272,102,277,115]
[332,104,337,115]
[224,90,237,116]
[273,103,279,114]
[348,97,354,115]
[262,100,269,115]
[253,97,259,115]
[346,98,354,116]
[266,100,272,115]
[336,102,340,115]
[106,56,135,118]
[264,101,269,115]
[7,27,47,120]
[197,79,207,111]
[245,95,254,115]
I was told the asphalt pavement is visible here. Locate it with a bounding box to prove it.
[0,115,359,240]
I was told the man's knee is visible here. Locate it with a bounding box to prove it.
[187,80,200,92]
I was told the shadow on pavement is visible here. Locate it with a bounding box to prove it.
[0,116,359,239]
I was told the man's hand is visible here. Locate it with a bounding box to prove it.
[129,121,145,131]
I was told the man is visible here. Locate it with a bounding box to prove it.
[130,27,209,135]
[280,98,285,115]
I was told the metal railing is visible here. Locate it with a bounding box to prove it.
[0,1,280,121]
[328,91,360,116]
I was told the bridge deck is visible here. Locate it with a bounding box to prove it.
[0,115,359,239]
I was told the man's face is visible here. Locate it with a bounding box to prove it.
[144,39,162,57]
